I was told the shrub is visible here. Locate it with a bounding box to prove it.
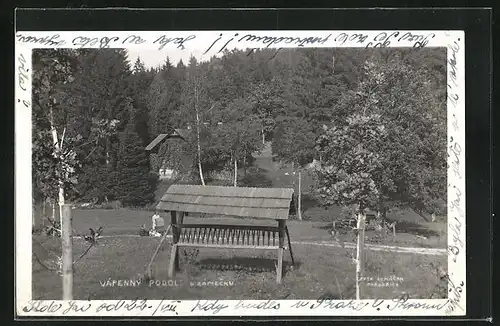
[240,173,273,188]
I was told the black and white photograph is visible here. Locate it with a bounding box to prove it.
[15,29,466,317]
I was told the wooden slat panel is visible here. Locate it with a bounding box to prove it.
[177,243,280,250]
[177,224,279,231]
[173,224,286,247]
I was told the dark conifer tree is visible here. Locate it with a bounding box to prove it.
[115,100,158,206]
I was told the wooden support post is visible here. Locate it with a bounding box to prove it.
[61,204,73,300]
[276,220,285,284]
[285,225,295,265]
[355,212,366,300]
[168,211,180,277]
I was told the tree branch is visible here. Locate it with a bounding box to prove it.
[32,237,60,272]
[33,250,59,272]
[73,241,95,265]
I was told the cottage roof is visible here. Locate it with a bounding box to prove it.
[145,129,191,152]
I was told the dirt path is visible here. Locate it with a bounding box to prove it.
[293,240,447,256]
[76,234,447,256]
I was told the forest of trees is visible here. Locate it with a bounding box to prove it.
[32,46,447,220]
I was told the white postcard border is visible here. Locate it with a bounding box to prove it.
[15,30,466,317]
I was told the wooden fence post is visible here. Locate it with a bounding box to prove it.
[168,211,180,277]
[276,220,286,284]
[61,204,73,300]
[355,212,366,300]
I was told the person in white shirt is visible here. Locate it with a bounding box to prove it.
[151,211,165,236]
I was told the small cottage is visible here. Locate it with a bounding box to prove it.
[146,128,192,179]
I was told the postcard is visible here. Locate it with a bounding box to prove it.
[16,28,465,317]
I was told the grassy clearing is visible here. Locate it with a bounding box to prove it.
[31,145,448,301]
[34,207,446,249]
[32,234,447,301]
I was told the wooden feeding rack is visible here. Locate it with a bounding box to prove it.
[157,184,295,284]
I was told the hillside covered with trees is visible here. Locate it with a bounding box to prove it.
[32,47,447,220]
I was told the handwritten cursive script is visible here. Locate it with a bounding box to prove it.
[122,34,147,45]
[448,39,460,87]
[95,299,149,312]
[398,31,435,48]
[365,31,401,48]
[446,37,460,111]
[234,299,280,310]
[23,300,63,313]
[304,296,370,311]
[190,300,228,315]
[154,34,196,50]
[335,32,369,45]
[444,276,465,314]
[239,33,331,48]
[72,36,120,49]
[386,294,449,311]
[152,299,180,316]
[16,33,66,46]
[62,301,92,314]
[450,185,464,218]
[448,245,460,263]
[449,140,462,179]
[450,216,464,248]
[17,53,29,92]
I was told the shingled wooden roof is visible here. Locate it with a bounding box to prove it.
[145,134,169,151]
[145,129,190,152]
[156,185,294,220]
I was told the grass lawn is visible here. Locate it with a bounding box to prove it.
[31,143,448,301]
[32,234,447,301]
[36,207,447,249]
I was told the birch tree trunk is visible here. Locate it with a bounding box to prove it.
[355,211,366,300]
[233,153,238,187]
[49,107,65,227]
[52,199,56,221]
[42,200,46,227]
[297,170,302,220]
[194,80,205,186]
[61,204,73,300]
[105,137,110,166]
[58,184,65,226]
[243,155,247,177]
